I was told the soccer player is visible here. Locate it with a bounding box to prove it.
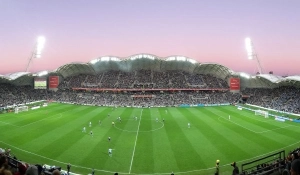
[118,117,121,123]
[188,123,190,128]
[90,131,93,137]
[108,148,112,157]
[163,118,165,123]
[89,122,92,127]
[112,122,115,126]
[215,160,220,175]
[156,118,158,122]
[67,163,71,175]
[82,127,86,132]
[135,116,137,121]
[229,115,231,120]
[108,137,111,142]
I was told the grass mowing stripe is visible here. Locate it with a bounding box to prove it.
[129,108,143,174]
[1,105,82,145]
[204,107,287,147]
[25,106,97,154]
[129,108,155,174]
[0,103,65,126]
[163,108,205,172]
[150,108,179,173]
[75,108,131,174]
[216,106,300,140]
[175,108,215,168]
[1,104,299,175]
[204,107,296,161]
[217,107,287,132]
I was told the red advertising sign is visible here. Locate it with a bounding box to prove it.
[49,76,59,88]
[230,78,240,90]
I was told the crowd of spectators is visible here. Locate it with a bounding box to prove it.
[240,147,300,175]
[1,71,300,114]
[58,70,229,89]
[49,90,239,107]
[242,86,300,114]
[0,147,70,175]
[0,84,50,107]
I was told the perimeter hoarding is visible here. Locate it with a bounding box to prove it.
[49,76,59,89]
[230,78,240,91]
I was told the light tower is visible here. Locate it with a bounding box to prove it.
[245,37,263,74]
[26,36,46,72]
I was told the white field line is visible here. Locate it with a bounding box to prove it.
[217,116,258,133]
[0,120,19,127]
[129,109,143,174]
[1,106,300,175]
[0,141,122,174]
[0,105,69,128]
[1,139,299,175]
[211,108,296,134]
[20,108,74,128]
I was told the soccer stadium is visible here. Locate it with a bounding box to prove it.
[1,54,300,175]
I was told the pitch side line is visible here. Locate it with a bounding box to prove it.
[217,116,258,133]
[1,136,300,174]
[218,116,293,134]
[129,109,143,174]
[211,107,296,134]
[0,141,122,174]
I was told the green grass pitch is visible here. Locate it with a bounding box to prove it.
[0,103,299,175]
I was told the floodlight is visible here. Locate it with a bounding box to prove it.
[25,36,46,72]
[245,37,253,60]
[244,37,263,74]
[36,36,46,58]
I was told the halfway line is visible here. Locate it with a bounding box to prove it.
[129,109,143,174]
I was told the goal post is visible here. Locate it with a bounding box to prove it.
[15,106,29,114]
[255,109,269,118]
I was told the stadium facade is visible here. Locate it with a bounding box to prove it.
[1,54,300,88]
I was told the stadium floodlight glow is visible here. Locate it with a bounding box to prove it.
[245,37,254,60]
[90,59,99,64]
[37,71,48,77]
[26,36,46,72]
[35,36,46,58]
[244,37,263,74]
[240,72,250,79]
[187,58,197,64]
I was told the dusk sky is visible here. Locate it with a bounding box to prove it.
[0,0,299,76]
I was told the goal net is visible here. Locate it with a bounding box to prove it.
[15,106,29,114]
[255,110,268,118]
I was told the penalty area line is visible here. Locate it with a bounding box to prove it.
[129,109,143,174]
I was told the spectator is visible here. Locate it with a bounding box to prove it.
[231,162,239,175]
[291,159,300,175]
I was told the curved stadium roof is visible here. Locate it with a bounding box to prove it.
[0,54,300,88]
